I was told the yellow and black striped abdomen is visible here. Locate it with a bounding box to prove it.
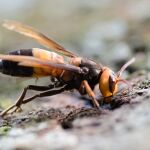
[0,48,65,78]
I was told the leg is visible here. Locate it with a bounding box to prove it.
[0,83,63,116]
[20,85,67,104]
[82,80,100,108]
[15,85,56,106]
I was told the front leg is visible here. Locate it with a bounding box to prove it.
[82,80,100,108]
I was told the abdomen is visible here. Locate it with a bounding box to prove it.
[0,48,65,78]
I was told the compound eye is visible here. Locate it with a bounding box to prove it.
[109,72,118,94]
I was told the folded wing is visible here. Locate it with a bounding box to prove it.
[0,54,82,74]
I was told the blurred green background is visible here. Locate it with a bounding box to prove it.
[0,0,149,102]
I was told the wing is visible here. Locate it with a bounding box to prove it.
[0,54,82,74]
[1,20,77,58]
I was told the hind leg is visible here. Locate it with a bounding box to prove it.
[0,83,64,116]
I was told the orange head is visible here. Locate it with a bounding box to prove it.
[99,58,135,98]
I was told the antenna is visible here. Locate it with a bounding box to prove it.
[117,58,135,78]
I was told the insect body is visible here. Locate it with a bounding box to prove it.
[0,20,135,116]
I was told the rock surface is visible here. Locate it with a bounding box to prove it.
[0,73,149,150]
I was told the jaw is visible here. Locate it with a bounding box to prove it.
[103,96,113,103]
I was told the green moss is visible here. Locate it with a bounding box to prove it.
[0,126,11,136]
